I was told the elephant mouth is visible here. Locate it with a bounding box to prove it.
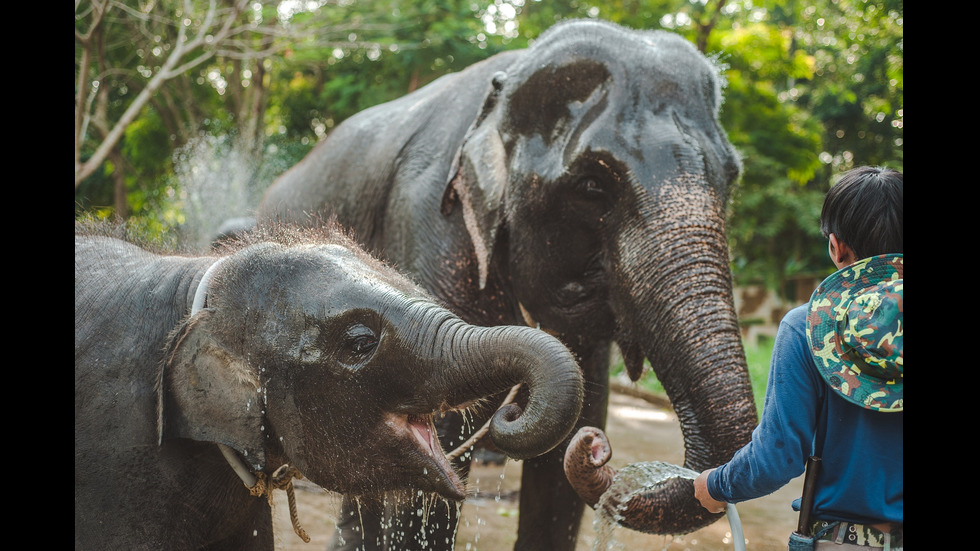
[386,412,465,500]
[408,414,439,456]
[615,333,649,382]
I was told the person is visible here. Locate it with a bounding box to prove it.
[693,165,903,550]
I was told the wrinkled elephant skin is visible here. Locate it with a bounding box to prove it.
[564,426,716,535]
[257,18,757,551]
[74,223,582,550]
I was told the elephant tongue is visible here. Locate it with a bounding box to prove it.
[409,414,438,456]
[407,414,465,499]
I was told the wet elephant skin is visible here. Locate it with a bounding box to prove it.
[257,18,757,551]
[74,223,582,550]
[564,426,708,535]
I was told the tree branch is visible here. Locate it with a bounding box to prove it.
[75,0,250,188]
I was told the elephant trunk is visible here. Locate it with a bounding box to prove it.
[604,185,757,534]
[563,426,616,507]
[565,426,704,535]
[405,302,585,461]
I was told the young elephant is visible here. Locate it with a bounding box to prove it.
[74,223,583,550]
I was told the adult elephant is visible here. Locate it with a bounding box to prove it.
[74,223,583,550]
[257,18,757,550]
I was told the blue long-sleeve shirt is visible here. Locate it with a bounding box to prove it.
[707,304,903,524]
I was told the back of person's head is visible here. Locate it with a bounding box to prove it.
[820,166,903,259]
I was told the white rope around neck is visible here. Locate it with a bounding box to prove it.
[191,256,229,317]
[190,257,258,488]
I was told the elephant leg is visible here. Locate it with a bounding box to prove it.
[515,342,610,551]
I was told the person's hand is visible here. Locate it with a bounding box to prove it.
[694,468,727,514]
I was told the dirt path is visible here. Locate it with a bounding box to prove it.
[272,391,803,550]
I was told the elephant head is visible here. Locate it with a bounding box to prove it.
[444,20,756,532]
[159,226,584,501]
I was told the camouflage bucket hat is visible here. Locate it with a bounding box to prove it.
[806,254,903,412]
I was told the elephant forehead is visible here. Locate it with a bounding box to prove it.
[637,33,718,79]
[527,23,717,81]
[304,243,384,279]
[257,244,404,290]
[271,245,424,311]
[503,73,726,184]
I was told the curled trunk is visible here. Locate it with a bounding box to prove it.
[406,304,585,461]
[565,426,704,535]
[563,426,616,508]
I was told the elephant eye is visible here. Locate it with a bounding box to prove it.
[570,177,613,206]
[565,177,613,216]
[340,323,378,367]
[578,178,604,196]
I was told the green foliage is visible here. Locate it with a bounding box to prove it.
[795,0,904,172]
[271,70,322,139]
[74,157,114,215]
[123,110,174,181]
[612,338,773,417]
[721,57,827,291]
[264,0,510,144]
[743,338,774,416]
[75,207,184,252]
[76,0,902,292]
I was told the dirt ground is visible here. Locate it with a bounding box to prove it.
[272,390,803,550]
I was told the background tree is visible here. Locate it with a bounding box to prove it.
[76,0,256,216]
[719,0,903,295]
[74,0,902,296]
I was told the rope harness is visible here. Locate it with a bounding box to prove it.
[245,464,310,543]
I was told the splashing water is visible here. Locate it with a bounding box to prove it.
[340,489,461,549]
[456,449,515,550]
[170,133,296,251]
[592,461,746,551]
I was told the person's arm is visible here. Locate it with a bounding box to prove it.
[694,468,725,513]
[697,306,824,507]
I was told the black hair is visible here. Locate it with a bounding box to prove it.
[820,166,903,259]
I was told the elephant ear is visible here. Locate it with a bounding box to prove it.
[442,72,510,290]
[502,58,610,140]
[158,312,266,471]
